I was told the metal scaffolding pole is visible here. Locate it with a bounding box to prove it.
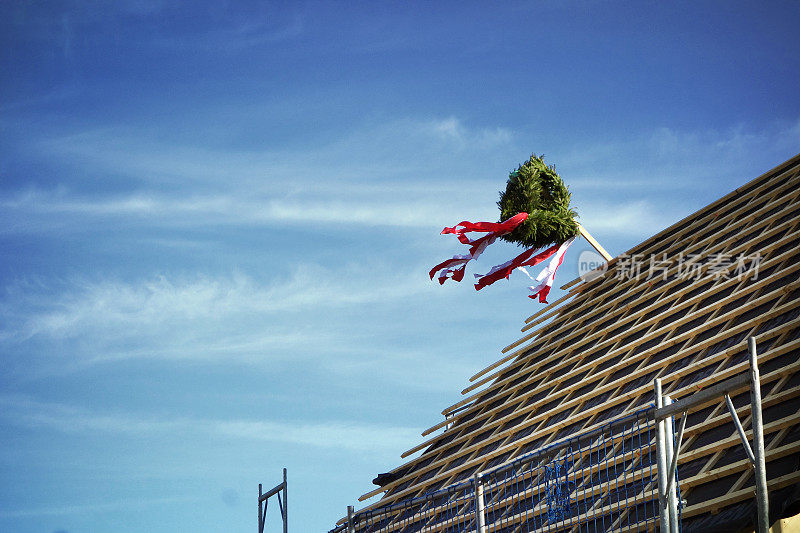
[258,469,288,533]
[346,505,355,533]
[664,396,680,533]
[259,484,264,533]
[654,378,671,533]
[473,473,487,533]
[282,468,288,533]
[651,337,771,533]
[749,338,769,533]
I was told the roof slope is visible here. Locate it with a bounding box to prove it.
[355,153,800,531]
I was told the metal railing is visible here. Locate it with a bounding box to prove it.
[332,408,662,532]
[326,336,770,533]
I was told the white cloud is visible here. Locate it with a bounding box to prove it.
[0,394,421,453]
[0,495,200,519]
[578,199,669,236]
[12,116,795,243]
[561,118,800,190]
[0,266,433,366]
[0,184,496,234]
[31,115,515,187]
[424,117,513,149]
[1,114,519,235]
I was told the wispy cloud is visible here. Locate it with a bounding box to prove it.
[0,187,494,233]
[30,115,516,185]
[152,16,305,51]
[424,117,514,150]
[561,118,800,190]
[578,199,668,236]
[0,394,421,453]
[5,115,797,248]
[0,495,200,519]
[0,266,432,365]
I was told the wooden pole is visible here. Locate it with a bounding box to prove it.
[577,223,613,261]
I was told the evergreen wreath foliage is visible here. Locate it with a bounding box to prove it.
[498,154,579,248]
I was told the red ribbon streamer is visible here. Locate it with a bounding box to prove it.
[429,213,528,284]
[473,243,560,291]
[441,212,528,238]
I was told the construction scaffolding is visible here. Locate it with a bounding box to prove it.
[331,335,777,532]
[333,407,665,532]
[327,154,800,532]
[259,468,288,533]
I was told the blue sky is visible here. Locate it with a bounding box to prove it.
[1,1,799,531]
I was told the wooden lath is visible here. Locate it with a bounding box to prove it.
[345,154,800,532]
[450,204,800,424]
[524,163,800,331]
[406,250,800,462]
[363,327,800,503]
[553,151,800,297]
[388,269,795,495]
[466,177,800,399]
[432,222,797,456]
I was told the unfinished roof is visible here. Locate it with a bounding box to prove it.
[342,153,800,532]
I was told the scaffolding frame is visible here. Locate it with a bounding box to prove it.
[337,407,661,532]
[333,336,777,532]
[259,468,288,533]
[653,337,769,533]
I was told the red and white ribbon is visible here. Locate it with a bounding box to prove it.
[441,213,528,241]
[524,237,575,303]
[429,213,528,284]
[473,243,560,290]
[430,213,575,301]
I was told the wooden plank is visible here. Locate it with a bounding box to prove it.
[470,216,800,401]
[681,470,800,518]
[380,427,800,533]
[680,384,800,438]
[428,308,798,468]
[538,164,800,324]
[363,336,800,503]
[654,373,751,421]
[410,297,799,462]
[680,441,800,488]
[364,162,800,502]
[478,424,800,533]
[472,236,790,406]
[577,223,613,261]
[551,158,800,302]
[463,229,800,405]
[504,205,799,363]
[508,176,800,360]
[678,412,800,464]
[451,266,800,417]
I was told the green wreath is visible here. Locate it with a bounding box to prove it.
[498,154,579,249]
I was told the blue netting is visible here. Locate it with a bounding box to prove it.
[331,406,673,533]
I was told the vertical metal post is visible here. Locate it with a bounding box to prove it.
[473,473,487,533]
[749,337,769,533]
[347,505,355,533]
[654,378,670,532]
[259,483,263,533]
[282,468,288,533]
[664,396,680,533]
